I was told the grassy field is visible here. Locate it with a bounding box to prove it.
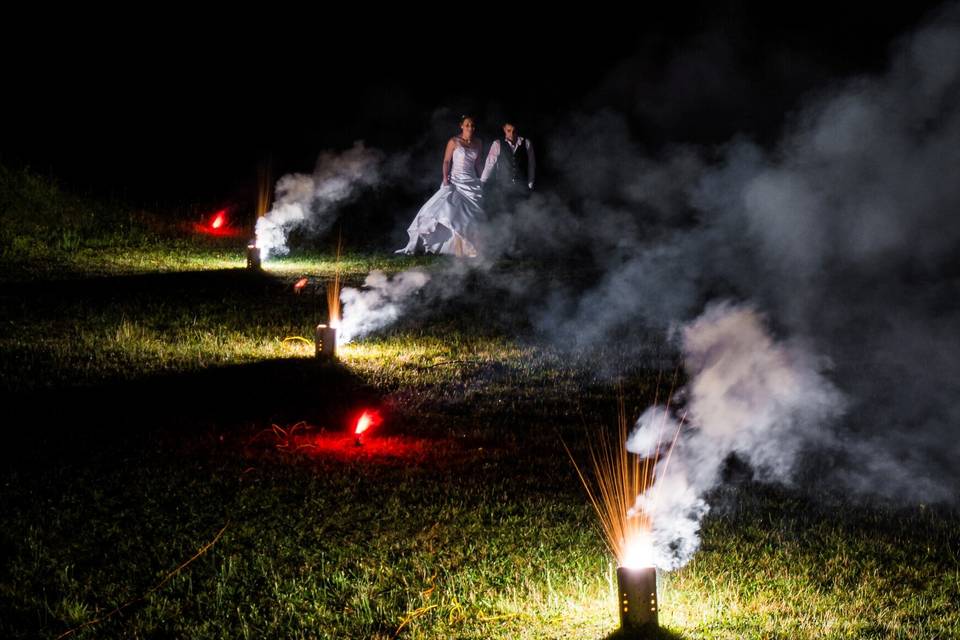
[1,171,958,638]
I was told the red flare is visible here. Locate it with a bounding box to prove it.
[193,208,241,238]
[293,277,308,293]
[354,410,382,436]
[210,210,227,229]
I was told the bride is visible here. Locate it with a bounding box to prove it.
[397,115,484,257]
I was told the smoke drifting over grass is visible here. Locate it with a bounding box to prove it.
[333,3,959,568]
[263,5,958,568]
[338,269,431,344]
[255,142,384,259]
[580,4,960,567]
[627,303,846,568]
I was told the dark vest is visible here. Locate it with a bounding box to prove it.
[496,137,529,186]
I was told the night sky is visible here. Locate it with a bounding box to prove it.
[3,2,946,208]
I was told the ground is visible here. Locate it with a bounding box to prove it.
[0,235,957,638]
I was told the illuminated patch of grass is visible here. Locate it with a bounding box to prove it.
[2,244,439,281]
[260,252,437,277]
[0,164,437,281]
[1,451,620,639]
[60,247,438,278]
[659,488,959,639]
[4,446,957,639]
[1,241,958,639]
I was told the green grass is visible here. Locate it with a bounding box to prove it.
[0,172,957,638]
[0,163,435,281]
[0,240,440,281]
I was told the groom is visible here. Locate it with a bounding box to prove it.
[480,120,536,215]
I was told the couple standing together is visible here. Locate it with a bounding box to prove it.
[397,115,536,257]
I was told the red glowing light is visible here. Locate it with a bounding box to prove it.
[293,277,308,293]
[354,410,382,436]
[210,210,227,229]
[192,210,243,238]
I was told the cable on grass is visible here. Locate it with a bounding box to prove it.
[55,521,229,639]
[245,421,318,455]
[416,358,483,370]
[394,604,439,637]
[393,592,530,638]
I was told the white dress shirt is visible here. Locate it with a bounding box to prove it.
[481,136,536,189]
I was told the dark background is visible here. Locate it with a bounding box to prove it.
[2,2,947,212]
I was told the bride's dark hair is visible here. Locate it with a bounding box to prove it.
[459,114,475,124]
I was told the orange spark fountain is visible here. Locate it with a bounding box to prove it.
[326,274,341,328]
[566,396,656,570]
[316,233,343,359]
[256,159,272,219]
[247,158,272,269]
[564,379,686,637]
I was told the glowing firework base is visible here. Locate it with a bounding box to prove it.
[246,244,261,270]
[315,324,337,359]
[617,565,658,636]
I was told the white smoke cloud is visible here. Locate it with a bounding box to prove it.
[338,269,431,344]
[291,6,960,585]
[628,302,845,569]
[514,4,960,520]
[255,142,384,259]
[274,8,960,554]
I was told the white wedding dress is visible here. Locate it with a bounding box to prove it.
[396,139,484,256]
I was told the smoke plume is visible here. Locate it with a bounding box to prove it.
[255,142,384,259]
[610,4,960,568]
[338,269,431,344]
[627,303,845,569]
[314,6,960,569]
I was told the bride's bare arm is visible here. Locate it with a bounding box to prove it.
[442,138,456,185]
